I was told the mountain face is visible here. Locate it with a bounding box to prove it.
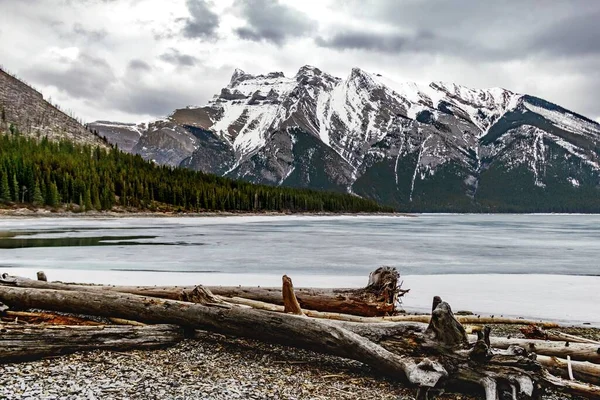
[92,66,600,212]
[0,68,107,147]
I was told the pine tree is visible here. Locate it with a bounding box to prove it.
[84,188,92,211]
[11,174,19,202]
[46,182,60,207]
[32,180,44,206]
[0,171,10,202]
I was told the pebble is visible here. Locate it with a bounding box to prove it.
[0,330,593,399]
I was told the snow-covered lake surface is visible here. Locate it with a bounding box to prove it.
[1,215,599,325]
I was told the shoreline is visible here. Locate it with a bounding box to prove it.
[0,207,410,219]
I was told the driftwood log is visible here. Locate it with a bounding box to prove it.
[0,323,184,362]
[478,336,600,364]
[2,285,597,399]
[521,325,600,345]
[1,310,103,325]
[537,355,600,386]
[0,267,406,317]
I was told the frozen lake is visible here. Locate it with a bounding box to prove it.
[1,214,599,325]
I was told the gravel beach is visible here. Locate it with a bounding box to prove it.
[0,327,594,400]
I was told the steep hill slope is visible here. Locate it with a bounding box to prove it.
[0,67,106,147]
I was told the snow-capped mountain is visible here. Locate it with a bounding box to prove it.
[92,66,600,211]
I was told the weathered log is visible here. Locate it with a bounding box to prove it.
[521,325,600,345]
[2,285,598,397]
[425,296,468,348]
[383,314,560,328]
[0,323,184,362]
[0,286,552,396]
[542,370,600,399]
[476,335,600,364]
[537,355,600,386]
[0,269,405,317]
[223,296,386,323]
[0,286,446,388]
[1,310,103,326]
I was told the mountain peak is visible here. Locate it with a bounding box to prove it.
[296,65,322,76]
[230,68,250,85]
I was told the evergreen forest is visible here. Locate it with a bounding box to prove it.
[0,130,392,213]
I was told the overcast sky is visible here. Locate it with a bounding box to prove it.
[1,0,599,124]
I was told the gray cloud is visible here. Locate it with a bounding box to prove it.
[334,0,600,61]
[24,53,115,99]
[109,85,199,116]
[159,48,198,67]
[128,59,151,71]
[181,0,219,39]
[317,30,438,53]
[72,23,107,41]
[529,12,600,57]
[234,0,316,45]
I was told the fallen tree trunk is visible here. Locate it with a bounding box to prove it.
[476,336,600,364]
[383,314,560,328]
[521,325,600,345]
[0,267,406,317]
[3,286,596,398]
[1,310,104,325]
[0,286,445,388]
[537,355,600,386]
[0,323,184,362]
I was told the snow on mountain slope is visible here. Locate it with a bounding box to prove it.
[94,65,600,211]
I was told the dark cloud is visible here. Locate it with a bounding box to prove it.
[24,53,115,99]
[108,85,199,116]
[317,30,435,53]
[158,48,198,67]
[333,0,600,61]
[529,12,600,57]
[181,0,219,39]
[233,0,316,45]
[128,59,151,71]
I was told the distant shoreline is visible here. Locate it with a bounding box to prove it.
[0,207,411,219]
[3,207,600,218]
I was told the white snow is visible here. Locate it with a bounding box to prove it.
[191,66,597,180]
[568,177,580,187]
[5,267,599,326]
[524,100,600,137]
[409,134,432,202]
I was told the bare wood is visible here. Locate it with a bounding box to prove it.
[425,296,468,348]
[542,370,600,399]
[2,285,598,396]
[382,314,560,328]
[0,323,183,362]
[547,331,600,346]
[2,310,103,326]
[472,335,600,364]
[537,355,600,386]
[224,296,383,323]
[282,275,303,315]
[108,317,146,326]
[521,325,600,345]
[0,271,404,317]
[0,286,444,388]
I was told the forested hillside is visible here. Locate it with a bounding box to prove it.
[0,130,391,213]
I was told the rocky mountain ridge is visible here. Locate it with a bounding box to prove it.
[90,65,600,212]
